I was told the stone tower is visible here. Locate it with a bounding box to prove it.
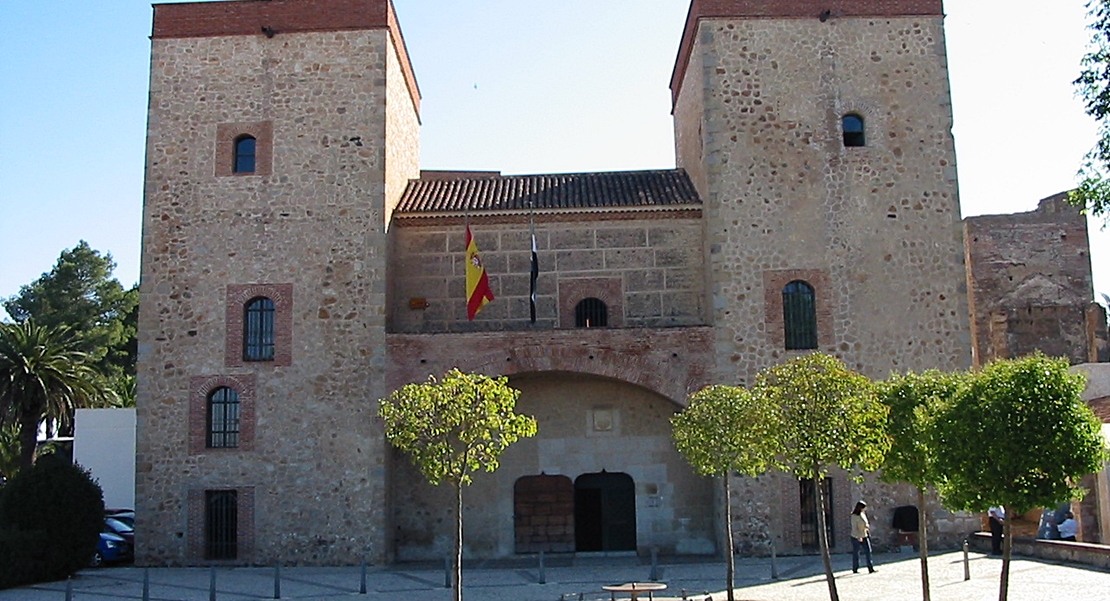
[134,0,419,564]
[670,0,972,543]
[672,0,971,380]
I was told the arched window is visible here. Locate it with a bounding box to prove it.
[243,297,275,361]
[233,135,257,173]
[575,298,608,328]
[206,387,240,448]
[782,280,817,350]
[842,114,865,147]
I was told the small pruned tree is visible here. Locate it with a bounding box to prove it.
[672,385,782,601]
[378,369,537,601]
[750,353,889,601]
[932,354,1108,601]
[878,370,965,601]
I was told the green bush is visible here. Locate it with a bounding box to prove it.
[0,455,104,588]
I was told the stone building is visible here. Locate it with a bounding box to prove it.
[136,0,1084,566]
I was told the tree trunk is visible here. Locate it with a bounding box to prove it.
[815,479,839,601]
[917,487,930,601]
[18,412,38,471]
[454,481,464,601]
[723,475,735,601]
[998,505,1012,601]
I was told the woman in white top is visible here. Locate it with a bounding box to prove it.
[850,501,875,573]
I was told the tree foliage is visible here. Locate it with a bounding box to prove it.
[2,241,139,391]
[0,454,105,588]
[0,321,117,471]
[750,353,889,601]
[672,385,782,601]
[379,369,537,601]
[878,370,965,601]
[1072,0,1110,216]
[931,354,1107,601]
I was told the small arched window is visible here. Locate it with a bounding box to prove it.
[782,280,818,350]
[575,298,608,328]
[842,114,865,147]
[206,387,240,448]
[233,135,257,173]
[243,297,275,361]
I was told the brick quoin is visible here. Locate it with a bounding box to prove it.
[670,0,945,106]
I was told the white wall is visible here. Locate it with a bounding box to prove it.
[73,408,135,510]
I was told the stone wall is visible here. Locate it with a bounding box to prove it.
[674,14,971,384]
[388,217,706,333]
[965,193,1105,366]
[136,22,416,565]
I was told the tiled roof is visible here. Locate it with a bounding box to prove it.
[395,169,701,215]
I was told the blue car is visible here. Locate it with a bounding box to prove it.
[91,530,133,567]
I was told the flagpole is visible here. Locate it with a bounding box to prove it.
[529,200,538,325]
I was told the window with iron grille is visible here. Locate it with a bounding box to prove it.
[233,135,256,173]
[243,297,275,361]
[205,490,238,560]
[842,114,865,147]
[782,280,817,350]
[206,387,240,449]
[799,477,834,549]
[575,298,608,328]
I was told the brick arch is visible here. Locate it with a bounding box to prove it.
[387,328,715,408]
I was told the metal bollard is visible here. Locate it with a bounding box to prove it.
[360,558,368,594]
[649,547,659,581]
[681,589,688,600]
[445,556,451,589]
[539,550,546,584]
[65,578,72,601]
[273,563,281,599]
[210,566,217,601]
[143,568,150,601]
[770,543,779,580]
[963,539,970,581]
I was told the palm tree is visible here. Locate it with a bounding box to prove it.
[0,320,116,471]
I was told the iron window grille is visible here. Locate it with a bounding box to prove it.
[206,387,240,449]
[575,298,608,328]
[205,490,238,560]
[243,297,275,361]
[782,280,818,350]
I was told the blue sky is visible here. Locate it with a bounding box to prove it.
[0,0,1104,313]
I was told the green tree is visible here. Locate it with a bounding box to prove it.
[672,385,782,601]
[932,354,1107,601]
[878,370,965,601]
[1073,0,1110,215]
[378,369,537,601]
[2,241,139,411]
[750,353,889,601]
[0,321,117,471]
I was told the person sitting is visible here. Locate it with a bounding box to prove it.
[1057,512,1078,542]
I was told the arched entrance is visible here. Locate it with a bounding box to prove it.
[574,471,636,552]
[514,474,574,553]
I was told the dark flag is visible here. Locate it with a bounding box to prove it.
[529,232,539,323]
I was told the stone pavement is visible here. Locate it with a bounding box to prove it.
[3,550,1108,601]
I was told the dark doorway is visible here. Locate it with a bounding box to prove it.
[574,472,636,552]
[799,477,834,550]
[514,474,575,553]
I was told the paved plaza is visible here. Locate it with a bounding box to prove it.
[2,550,1107,601]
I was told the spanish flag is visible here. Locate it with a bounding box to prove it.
[466,226,495,320]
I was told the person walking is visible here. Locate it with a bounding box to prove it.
[850,501,875,574]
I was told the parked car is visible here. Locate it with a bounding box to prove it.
[91,530,132,567]
[104,516,134,545]
[105,508,134,529]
